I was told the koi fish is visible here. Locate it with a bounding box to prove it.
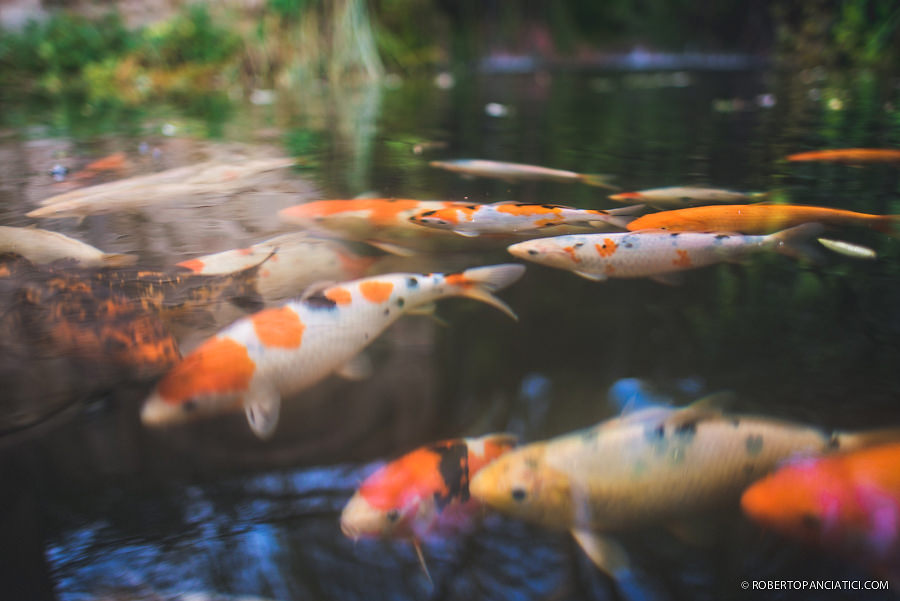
[626,203,900,234]
[341,433,517,576]
[28,157,295,219]
[430,159,618,190]
[141,264,525,439]
[72,152,129,181]
[408,202,639,237]
[0,225,136,267]
[742,442,900,577]
[786,148,900,163]
[278,198,474,255]
[469,401,900,580]
[507,224,822,284]
[608,186,766,209]
[176,233,381,302]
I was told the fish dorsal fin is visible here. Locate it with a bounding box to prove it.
[661,392,735,430]
[571,529,631,577]
[334,352,373,381]
[244,385,282,440]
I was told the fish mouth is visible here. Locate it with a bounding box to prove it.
[340,518,360,540]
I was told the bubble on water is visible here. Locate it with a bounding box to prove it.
[485,102,509,117]
[827,97,844,111]
[161,123,177,136]
[434,72,455,90]
[756,93,776,108]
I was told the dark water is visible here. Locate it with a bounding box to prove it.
[2,66,900,600]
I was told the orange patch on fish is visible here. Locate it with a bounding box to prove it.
[359,280,394,303]
[594,238,618,257]
[325,287,352,305]
[562,246,581,263]
[445,273,472,287]
[360,448,445,509]
[238,248,253,256]
[496,204,562,217]
[252,306,305,348]
[281,199,440,226]
[672,249,692,267]
[176,258,206,273]
[157,337,256,403]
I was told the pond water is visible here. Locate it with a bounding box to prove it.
[2,66,900,600]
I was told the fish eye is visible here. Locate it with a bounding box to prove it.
[511,488,527,502]
[574,242,584,248]
[386,509,400,523]
[527,249,539,256]
[182,399,198,413]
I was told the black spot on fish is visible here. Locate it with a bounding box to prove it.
[407,277,419,288]
[432,441,469,510]
[541,204,558,209]
[645,424,666,441]
[826,433,840,450]
[574,242,584,248]
[511,488,527,502]
[715,234,730,240]
[420,210,437,217]
[466,205,479,210]
[303,292,337,310]
[624,242,634,248]
[527,249,539,256]
[731,418,740,428]
[396,297,405,308]
[182,400,198,413]
[383,308,390,316]
[745,434,764,457]
[674,420,697,440]
[386,509,400,523]
[670,232,680,237]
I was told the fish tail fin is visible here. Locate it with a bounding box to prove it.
[835,427,900,452]
[412,540,433,586]
[767,223,827,263]
[579,173,620,191]
[588,204,645,230]
[447,263,526,321]
[872,215,900,237]
[101,253,138,267]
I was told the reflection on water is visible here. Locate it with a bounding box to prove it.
[2,68,900,600]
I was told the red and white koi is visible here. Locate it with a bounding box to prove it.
[278,198,477,255]
[341,433,518,542]
[429,159,618,189]
[408,201,639,237]
[507,224,822,284]
[141,264,525,438]
[176,233,380,302]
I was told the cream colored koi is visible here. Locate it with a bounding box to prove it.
[0,225,136,267]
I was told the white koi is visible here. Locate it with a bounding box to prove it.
[609,186,767,208]
[0,225,136,267]
[141,264,525,439]
[430,159,618,189]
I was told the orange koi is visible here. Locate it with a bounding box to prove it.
[72,152,129,181]
[626,204,900,235]
[786,148,900,164]
[742,442,900,577]
[140,264,525,439]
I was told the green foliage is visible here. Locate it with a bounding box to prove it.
[138,4,242,67]
[267,0,313,20]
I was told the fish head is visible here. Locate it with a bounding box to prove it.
[507,237,583,270]
[341,447,447,540]
[469,444,574,530]
[140,336,254,427]
[741,456,846,547]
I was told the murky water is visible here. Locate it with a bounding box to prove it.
[2,67,900,600]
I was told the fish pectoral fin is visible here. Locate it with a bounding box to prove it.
[334,352,373,381]
[817,237,878,260]
[452,229,481,238]
[412,539,433,587]
[244,385,282,440]
[573,270,608,282]
[406,302,449,326]
[571,529,630,577]
[364,240,417,257]
[649,273,683,286]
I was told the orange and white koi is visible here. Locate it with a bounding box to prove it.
[408,201,639,237]
[176,233,380,302]
[507,225,821,284]
[341,433,517,542]
[609,186,766,209]
[470,401,900,580]
[278,198,475,255]
[786,148,900,163]
[429,159,618,190]
[626,203,900,234]
[742,442,900,577]
[141,264,525,439]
